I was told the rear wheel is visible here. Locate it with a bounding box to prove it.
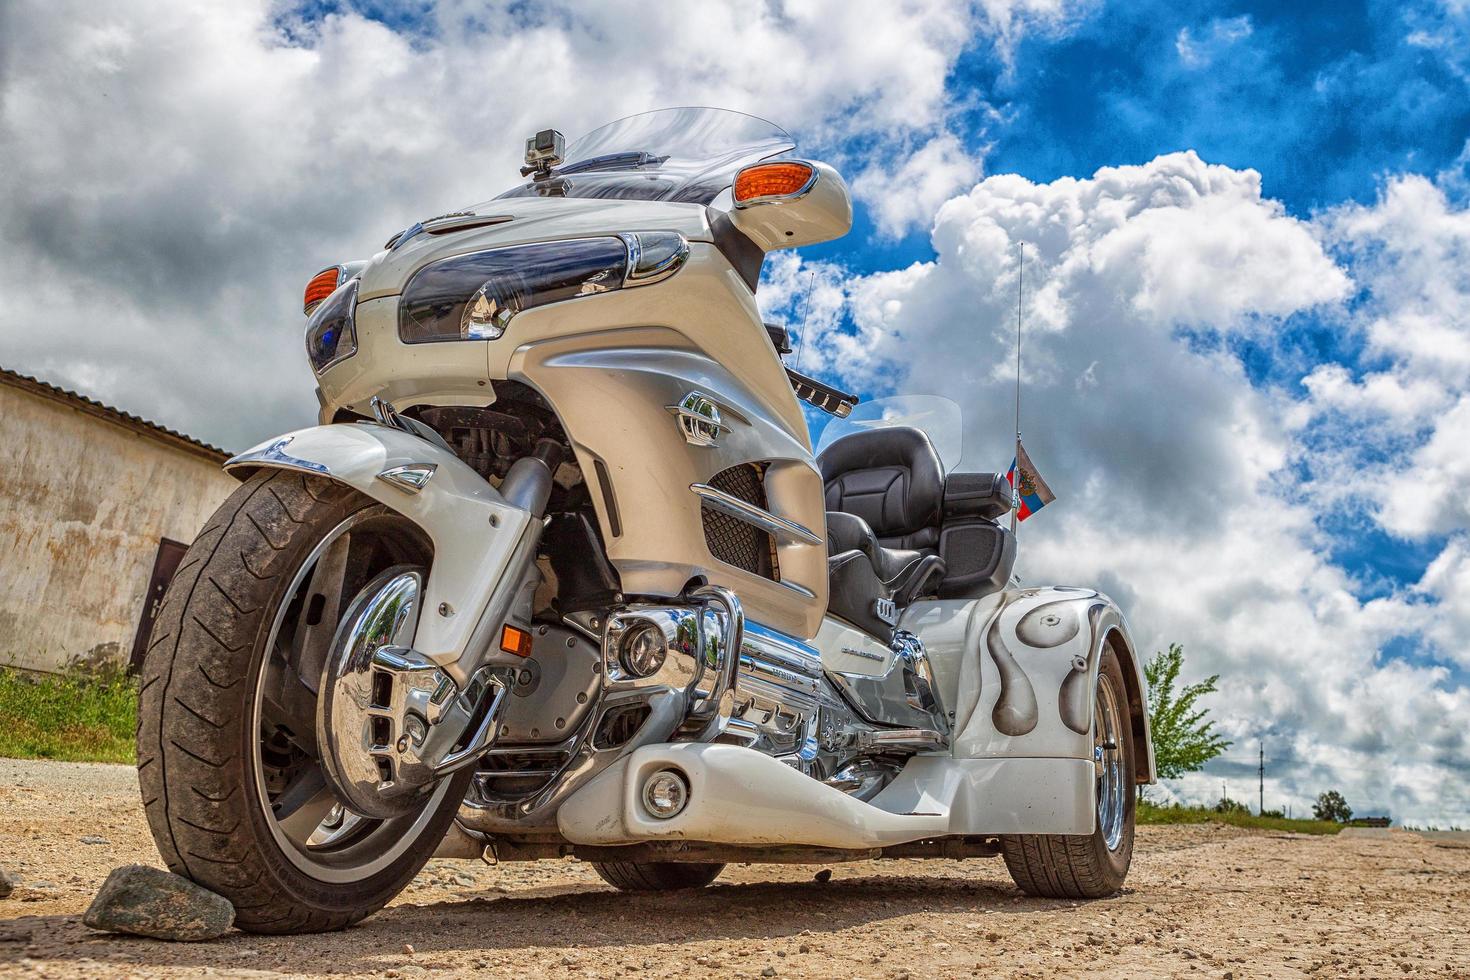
[1000,645,1135,899]
[136,470,471,933]
[591,861,725,892]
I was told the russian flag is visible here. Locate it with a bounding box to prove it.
[1006,440,1056,522]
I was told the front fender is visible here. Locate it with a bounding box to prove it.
[225,423,535,682]
[904,588,1155,784]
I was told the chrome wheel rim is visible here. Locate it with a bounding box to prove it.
[1094,671,1127,852]
[250,508,452,883]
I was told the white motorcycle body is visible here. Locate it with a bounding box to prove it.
[227,108,1153,869]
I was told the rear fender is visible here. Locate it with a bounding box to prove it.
[903,588,1155,784]
[225,423,536,685]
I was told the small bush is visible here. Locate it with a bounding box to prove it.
[1214,796,1250,814]
[0,663,138,764]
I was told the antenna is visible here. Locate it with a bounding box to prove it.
[793,272,817,374]
[1259,741,1265,816]
[1011,242,1024,534]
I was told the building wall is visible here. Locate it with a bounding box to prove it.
[0,383,238,673]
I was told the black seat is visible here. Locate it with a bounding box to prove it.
[817,427,946,637]
[818,426,1018,639]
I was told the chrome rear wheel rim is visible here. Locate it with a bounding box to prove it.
[1094,671,1127,852]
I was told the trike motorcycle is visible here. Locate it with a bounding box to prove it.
[135,107,1154,932]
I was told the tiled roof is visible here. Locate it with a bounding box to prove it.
[0,364,229,461]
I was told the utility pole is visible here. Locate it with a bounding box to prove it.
[1259,741,1265,816]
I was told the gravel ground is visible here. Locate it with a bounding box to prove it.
[1,758,1467,978]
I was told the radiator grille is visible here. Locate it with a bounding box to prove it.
[701,463,779,580]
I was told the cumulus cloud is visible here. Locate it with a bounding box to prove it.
[0,0,1072,449]
[1311,177,1470,540]
[778,152,1468,822]
[1418,535,1470,668]
[851,133,984,238]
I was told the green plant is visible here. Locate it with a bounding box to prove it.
[0,663,138,764]
[1144,643,1232,779]
[1214,796,1249,814]
[1313,790,1353,823]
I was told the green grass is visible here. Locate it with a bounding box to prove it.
[1138,799,1344,836]
[0,665,137,764]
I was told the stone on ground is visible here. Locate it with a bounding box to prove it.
[82,865,234,941]
[0,866,14,899]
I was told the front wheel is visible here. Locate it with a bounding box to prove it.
[136,470,470,933]
[999,644,1136,899]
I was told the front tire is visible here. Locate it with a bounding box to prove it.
[999,645,1136,899]
[591,861,725,892]
[136,470,469,933]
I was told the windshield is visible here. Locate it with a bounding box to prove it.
[815,395,964,474]
[496,107,795,204]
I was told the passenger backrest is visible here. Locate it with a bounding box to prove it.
[816,426,944,552]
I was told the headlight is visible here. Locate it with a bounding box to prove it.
[398,233,688,344]
[619,622,669,678]
[305,278,359,373]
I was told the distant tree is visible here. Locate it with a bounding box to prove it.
[1313,790,1353,823]
[1214,796,1249,814]
[1144,643,1232,780]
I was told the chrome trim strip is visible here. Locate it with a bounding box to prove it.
[424,213,514,235]
[742,620,822,671]
[776,579,817,599]
[377,463,437,494]
[225,435,331,475]
[690,483,823,546]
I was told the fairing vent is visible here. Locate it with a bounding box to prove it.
[701,463,780,581]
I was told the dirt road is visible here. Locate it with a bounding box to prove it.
[1,758,1466,978]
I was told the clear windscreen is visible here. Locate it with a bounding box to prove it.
[495,107,795,204]
[815,395,964,474]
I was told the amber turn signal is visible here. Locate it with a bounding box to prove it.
[500,624,534,658]
[303,267,343,315]
[733,162,815,204]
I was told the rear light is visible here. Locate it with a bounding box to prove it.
[304,266,344,315]
[733,162,815,206]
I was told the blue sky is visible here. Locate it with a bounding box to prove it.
[791,0,1470,597]
[3,0,1468,822]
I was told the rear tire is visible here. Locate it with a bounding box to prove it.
[136,470,470,933]
[591,861,725,892]
[999,645,1136,899]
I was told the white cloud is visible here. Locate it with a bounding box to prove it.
[788,151,1468,823]
[1175,15,1253,70]
[1312,177,1470,540]
[0,0,1083,449]
[851,133,984,238]
[1418,535,1470,668]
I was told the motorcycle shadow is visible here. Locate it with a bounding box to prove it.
[14,870,1066,973]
